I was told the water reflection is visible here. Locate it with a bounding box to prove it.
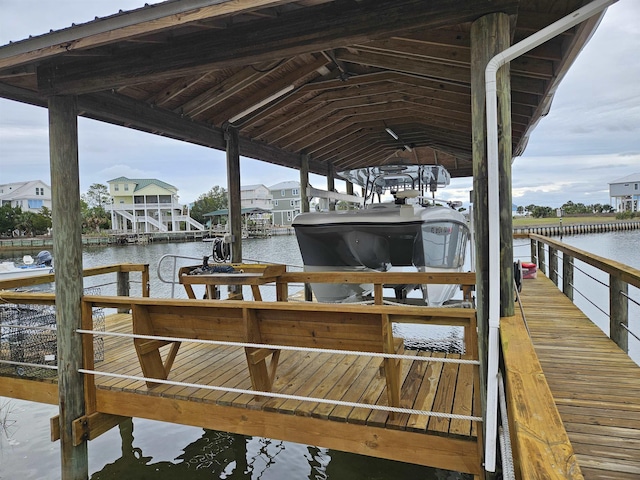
[89,418,470,480]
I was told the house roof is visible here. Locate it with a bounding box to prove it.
[204,207,271,217]
[609,173,640,185]
[269,181,300,190]
[0,180,50,199]
[0,1,606,179]
[241,184,269,192]
[107,177,177,192]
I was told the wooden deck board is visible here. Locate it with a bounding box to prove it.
[519,273,640,479]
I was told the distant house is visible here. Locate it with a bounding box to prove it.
[241,184,273,210]
[107,177,204,233]
[609,173,640,213]
[0,180,52,212]
[269,181,301,226]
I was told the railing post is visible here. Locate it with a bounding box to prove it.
[563,254,574,301]
[549,247,558,286]
[610,275,628,353]
[530,238,537,264]
[537,241,546,275]
[117,271,130,313]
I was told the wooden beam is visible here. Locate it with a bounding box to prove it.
[49,95,88,479]
[95,389,482,475]
[37,0,519,95]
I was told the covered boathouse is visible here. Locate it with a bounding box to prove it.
[0,1,634,479]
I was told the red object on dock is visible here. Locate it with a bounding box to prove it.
[521,262,537,279]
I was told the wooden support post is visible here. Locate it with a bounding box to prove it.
[327,162,335,211]
[48,95,88,479]
[225,124,243,298]
[610,275,628,353]
[116,271,130,313]
[549,247,558,286]
[300,154,310,214]
[471,12,511,475]
[537,241,546,275]
[563,254,574,301]
[300,154,313,301]
[530,238,537,265]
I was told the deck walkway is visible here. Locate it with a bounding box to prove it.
[518,273,640,479]
[0,310,482,476]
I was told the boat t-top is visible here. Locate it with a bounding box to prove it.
[292,164,470,306]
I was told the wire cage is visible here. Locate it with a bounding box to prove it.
[0,287,105,378]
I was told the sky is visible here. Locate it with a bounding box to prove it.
[0,0,639,208]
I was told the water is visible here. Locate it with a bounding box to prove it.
[0,236,469,480]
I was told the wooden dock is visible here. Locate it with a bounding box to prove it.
[0,301,483,477]
[518,273,640,479]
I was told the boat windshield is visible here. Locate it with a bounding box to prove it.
[416,221,468,269]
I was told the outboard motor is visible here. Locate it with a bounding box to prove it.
[36,250,53,267]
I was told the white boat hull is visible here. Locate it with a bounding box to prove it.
[293,204,470,306]
[0,263,53,281]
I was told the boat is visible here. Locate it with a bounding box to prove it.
[0,251,54,281]
[292,165,470,306]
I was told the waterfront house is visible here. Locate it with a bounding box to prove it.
[609,173,640,213]
[0,180,51,213]
[241,184,273,211]
[108,176,204,233]
[269,181,301,226]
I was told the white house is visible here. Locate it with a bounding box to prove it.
[609,173,640,213]
[241,184,273,210]
[108,177,204,233]
[269,181,301,225]
[0,180,52,212]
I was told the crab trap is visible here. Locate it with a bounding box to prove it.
[0,288,105,378]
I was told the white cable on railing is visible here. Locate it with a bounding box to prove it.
[0,359,58,371]
[0,323,57,332]
[76,329,480,365]
[77,368,483,422]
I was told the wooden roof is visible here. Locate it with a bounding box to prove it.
[0,0,605,179]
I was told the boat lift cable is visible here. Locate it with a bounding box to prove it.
[77,367,482,422]
[484,0,617,471]
[76,328,481,365]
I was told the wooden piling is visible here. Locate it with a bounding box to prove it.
[49,95,88,479]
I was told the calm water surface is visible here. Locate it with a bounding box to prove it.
[0,235,469,480]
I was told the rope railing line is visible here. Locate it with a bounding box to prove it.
[620,323,640,343]
[0,359,58,371]
[0,323,57,332]
[620,291,640,308]
[76,329,480,365]
[77,368,483,422]
[568,282,610,318]
[572,263,609,288]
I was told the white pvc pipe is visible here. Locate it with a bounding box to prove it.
[483,0,617,472]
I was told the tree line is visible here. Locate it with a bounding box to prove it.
[516,201,615,218]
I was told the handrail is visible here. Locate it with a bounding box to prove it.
[529,234,639,355]
[529,233,640,290]
[0,262,150,297]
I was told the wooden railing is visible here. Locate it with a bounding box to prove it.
[528,233,640,353]
[0,263,150,297]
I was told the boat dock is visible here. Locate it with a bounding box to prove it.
[1,245,639,478]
